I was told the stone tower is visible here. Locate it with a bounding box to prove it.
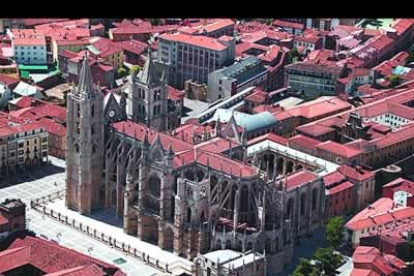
[131,48,168,131]
[66,53,105,215]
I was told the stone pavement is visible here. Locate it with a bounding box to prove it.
[0,156,164,276]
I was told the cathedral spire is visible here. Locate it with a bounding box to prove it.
[77,51,94,94]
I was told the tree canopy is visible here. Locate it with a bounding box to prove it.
[326,216,344,248]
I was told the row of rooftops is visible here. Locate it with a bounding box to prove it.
[0,111,45,138]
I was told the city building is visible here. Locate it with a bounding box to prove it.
[0,198,26,241]
[88,37,124,68]
[207,56,268,101]
[108,22,179,42]
[272,20,304,35]
[178,19,235,38]
[284,59,347,99]
[0,74,19,109]
[349,246,408,276]
[382,177,414,207]
[11,81,45,100]
[59,50,116,88]
[0,112,48,177]
[0,236,126,276]
[157,32,235,89]
[117,39,149,65]
[344,197,414,246]
[195,249,265,276]
[9,96,67,159]
[12,37,47,65]
[293,35,324,52]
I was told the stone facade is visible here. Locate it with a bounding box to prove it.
[66,51,327,275]
[65,53,105,215]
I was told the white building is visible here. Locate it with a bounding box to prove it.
[195,249,265,276]
[158,33,235,89]
[12,37,47,65]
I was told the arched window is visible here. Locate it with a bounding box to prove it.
[197,170,205,182]
[148,176,161,198]
[75,144,79,153]
[312,188,318,211]
[300,194,306,216]
[187,207,192,223]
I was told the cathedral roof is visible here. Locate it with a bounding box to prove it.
[112,120,258,178]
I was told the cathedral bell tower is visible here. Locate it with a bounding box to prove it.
[65,52,105,215]
[131,47,168,131]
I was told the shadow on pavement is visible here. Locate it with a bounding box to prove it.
[85,207,123,228]
[0,162,65,188]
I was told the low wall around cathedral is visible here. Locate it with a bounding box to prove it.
[30,193,196,275]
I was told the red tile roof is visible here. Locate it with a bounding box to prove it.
[383,177,414,195]
[167,85,185,101]
[0,112,43,137]
[0,214,8,225]
[345,197,413,231]
[323,171,347,187]
[391,18,414,36]
[272,20,304,30]
[351,245,405,276]
[295,35,321,44]
[285,170,318,190]
[316,141,363,158]
[91,38,123,58]
[43,264,107,276]
[112,120,258,178]
[287,96,352,119]
[244,88,266,104]
[329,181,354,195]
[159,33,228,51]
[13,37,46,46]
[252,104,282,114]
[296,123,335,137]
[0,74,19,87]
[178,19,234,35]
[116,39,148,55]
[337,164,374,182]
[3,236,125,276]
[288,134,321,151]
[247,132,288,146]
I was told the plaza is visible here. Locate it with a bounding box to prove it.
[0,156,166,276]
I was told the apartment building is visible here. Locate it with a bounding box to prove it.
[0,112,48,177]
[158,33,235,89]
[207,56,268,101]
[285,61,346,99]
[12,37,47,65]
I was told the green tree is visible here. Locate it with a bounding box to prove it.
[265,18,273,25]
[118,67,127,78]
[388,74,400,88]
[288,48,299,64]
[291,258,320,276]
[149,18,161,26]
[314,247,344,276]
[326,216,344,248]
[129,65,142,75]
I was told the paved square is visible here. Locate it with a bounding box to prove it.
[0,156,164,276]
